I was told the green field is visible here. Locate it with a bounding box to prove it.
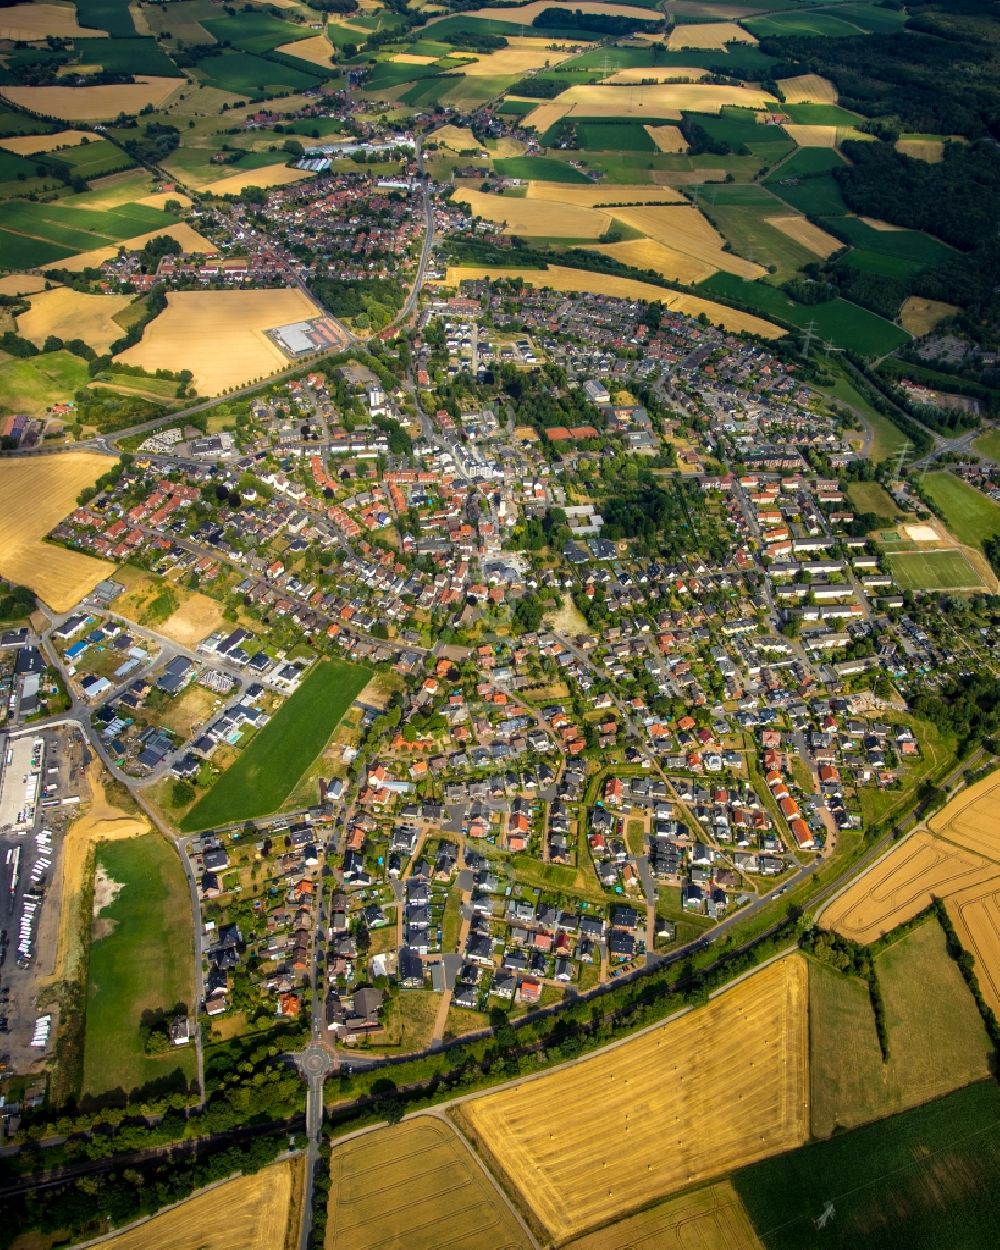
[193,49,323,97]
[0,350,90,415]
[202,12,313,54]
[82,834,196,1100]
[0,199,179,259]
[180,659,370,831]
[812,369,908,461]
[75,0,137,37]
[493,156,591,183]
[765,169,848,216]
[0,108,55,138]
[846,480,903,521]
[973,429,1000,462]
[769,146,845,179]
[886,549,983,590]
[696,183,818,279]
[55,138,136,181]
[72,36,181,78]
[746,4,904,39]
[573,120,658,152]
[736,1081,1000,1250]
[921,471,1000,549]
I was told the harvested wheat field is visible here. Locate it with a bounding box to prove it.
[524,182,684,206]
[0,78,182,121]
[821,830,997,944]
[899,295,958,335]
[0,2,102,39]
[667,21,756,49]
[276,32,337,66]
[116,287,324,394]
[439,265,784,337]
[456,958,808,1242]
[896,137,944,162]
[0,129,92,156]
[0,273,47,296]
[644,123,688,152]
[137,190,194,211]
[611,204,766,279]
[327,1116,530,1250]
[783,123,838,147]
[929,768,1000,861]
[103,1159,298,1250]
[606,66,708,85]
[547,81,776,118]
[765,214,843,258]
[201,164,313,197]
[777,73,837,104]
[434,125,481,151]
[56,222,216,273]
[0,454,116,610]
[17,288,133,355]
[457,42,578,76]
[592,238,717,284]
[454,187,610,238]
[947,875,1000,1017]
[440,1,654,21]
[565,1182,763,1250]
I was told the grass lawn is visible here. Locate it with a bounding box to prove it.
[180,659,370,831]
[82,834,196,1100]
[972,429,1000,462]
[735,1081,1000,1250]
[887,549,983,591]
[847,480,903,521]
[0,350,89,417]
[921,471,1000,550]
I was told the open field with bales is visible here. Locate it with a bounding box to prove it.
[326,1116,531,1250]
[115,287,325,394]
[439,265,785,337]
[821,830,997,943]
[455,957,808,1242]
[17,287,134,354]
[181,659,371,831]
[0,77,182,121]
[564,1182,763,1250]
[667,21,756,49]
[0,453,116,610]
[102,1159,299,1250]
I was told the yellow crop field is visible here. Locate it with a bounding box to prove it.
[565,1182,764,1250]
[777,73,837,104]
[17,288,134,355]
[899,295,959,335]
[644,123,688,152]
[524,182,684,206]
[765,214,843,258]
[783,123,838,148]
[116,287,324,394]
[276,32,337,66]
[667,21,757,49]
[549,81,776,119]
[821,829,997,943]
[137,190,194,210]
[200,164,313,197]
[0,273,47,296]
[392,52,440,65]
[606,66,708,84]
[0,129,92,156]
[859,216,905,230]
[56,222,216,273]
[454,43,578,77]
[456,958,808,1242]
[433,125,481,151]
[0,78,182,121]
[610,204,766,279]
[0,3,102,40]
[102,1159,297,1250]
[947,876,1000,1017]
[327,1116,531,1250]
[592,238,716,284]
[0,454,116,611]
[523,101,572,131]
[439,1,654,21]
[454,187,610,238]
[929,768,1000,860]
[896,137,944,162]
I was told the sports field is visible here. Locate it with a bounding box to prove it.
[821,830,996,943]
[327,1116,530,1250]
[564,1182,763,1250]
[181,659,370,831]
[920,471,1000,550]
[17,287,134,354]
[116,287,325,394]
[456,957,808,1242]
[83,833,196,1099]
[898,295,958,334]
[735,1081,1000,1250]
[103,1159,297,1250]
[887,548,991,594]
[0,453,116,610]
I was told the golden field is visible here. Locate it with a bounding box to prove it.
[276,32,337,66]
[765,214,843,258]
[899,295,959,335]
[524,181,684,206]
[116,287,324,394]
[783,123,838,148]
[433,125,481,151]
[929,768,1000,860]
[115,568,228,648]
[777,73,837,104]
[667,21,756,49]
[947,876,1000,1016]
[0,129,92,156]
[456,958,808,1242]
[456,41,578,77]
[102,1159,298,1250]
[17,288,134,355]
[0,273,47,296]
[0,454,117,611]
[821,829,998,943]
[0,77,182,121]
[605,66,708,84]
[0,3,102,39]
[327,1116,530,1250]
[592,238,716,284]
[392,52,440,65]
[438,264,784,337]
[644,123,688,152]
[454,187,610,238]
[565,1183,763,1250]
[610,203,766,279]
[200,164,314,197]
[56,221,216,273]
[896,137,945,162]
[528,81,776,124]
[437,0,654,21]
